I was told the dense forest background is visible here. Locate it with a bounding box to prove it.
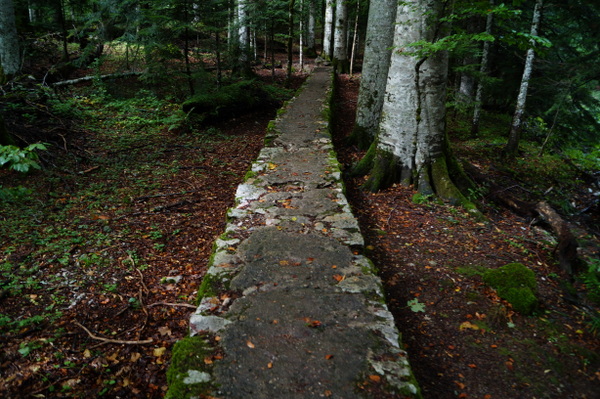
[1,0,599,398]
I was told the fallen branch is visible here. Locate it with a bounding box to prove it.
[74,321,153,345]
[52,71,143,87]
[148,302,197,309]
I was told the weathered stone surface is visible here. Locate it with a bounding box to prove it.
[166,67,421,399]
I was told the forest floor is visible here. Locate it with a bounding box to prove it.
[333,75,599,399]
[0,65,598,398]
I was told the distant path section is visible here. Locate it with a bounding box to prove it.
[166,67,422,399]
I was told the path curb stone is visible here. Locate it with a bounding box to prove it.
[166,67,422,399]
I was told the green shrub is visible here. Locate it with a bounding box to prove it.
[0,143,47,172]
[483,262,539,315]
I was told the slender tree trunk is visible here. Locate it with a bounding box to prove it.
[350,0,397,149]
[235,0,251,75]
[57,0,69,61]
[215,31,222,88]
[471,0,495,137]
[323,0,335,59]
[349,0,360,76]
[332,0,348,73]
[287,0,296,84]
[299,0,304,71]
[0,0,21,76]
[504,0,543,159]
[306,0,316,57]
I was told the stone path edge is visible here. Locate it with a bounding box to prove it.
[165,70,422,399]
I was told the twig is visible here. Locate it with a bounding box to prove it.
[148,302,197,309]
[74,321,153,345]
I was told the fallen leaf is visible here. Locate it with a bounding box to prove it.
[324,390,332,397]
[279,260,289,266]
[332,274,345,282]
[153,347,167,357]
[130,352,142,362]
[267,362,273,369]
[246,340,255,349]
[505,361,514,371]
[459,321,479,331]
[468,364,477,368]
[368,375,381,382]
[325,354,334,360]
[83,349,91,358]
[158,326,172,336]
[204,357,213,365]
[454,381,466,389]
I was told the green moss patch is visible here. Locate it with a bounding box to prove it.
[166,336,216,399]
[483,263,539,315]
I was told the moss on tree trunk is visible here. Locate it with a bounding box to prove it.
[347,124,374,150]
[353,138,483,217]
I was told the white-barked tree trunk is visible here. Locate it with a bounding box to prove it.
[351,0,398,148]
[355,0,477,211]
[332,0,348,73]
[504,0,543,158]
[323,0,335,59]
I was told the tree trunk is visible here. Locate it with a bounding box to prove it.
[306,0,316,57]
[471,0,495,137]
[0,0,21,77]
[323,0,335,59]
[349,0,360,76]
[354,0,477,212]
[287,0,296,84]
[503,0,543,159]
[299,0,304,71]
[350,0,397,149]
[235,0,252,76]
[332,0,348,73]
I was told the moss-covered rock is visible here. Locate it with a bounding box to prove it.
[182,80,277,123]
[483,262,539,315]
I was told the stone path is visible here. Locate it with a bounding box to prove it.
[166,67,421,399]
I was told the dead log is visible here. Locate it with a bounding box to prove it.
[535,201,579,274]
[464,162,580,274]
[51,71,143,87]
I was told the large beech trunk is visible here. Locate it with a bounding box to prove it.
[354,0,476,212]
[350,0,397,149]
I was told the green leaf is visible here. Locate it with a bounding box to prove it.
[407,298,426,313]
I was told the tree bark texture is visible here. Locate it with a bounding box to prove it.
[323,0,335,59]
[471,0,495,137]
[351,0,397,149]
[306,0,317,56]
[356,0,477,211]
[333,0,348,73]
[504,0,543,158]
[0,0,21,76]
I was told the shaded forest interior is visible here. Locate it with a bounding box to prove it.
[1,0,599,398]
